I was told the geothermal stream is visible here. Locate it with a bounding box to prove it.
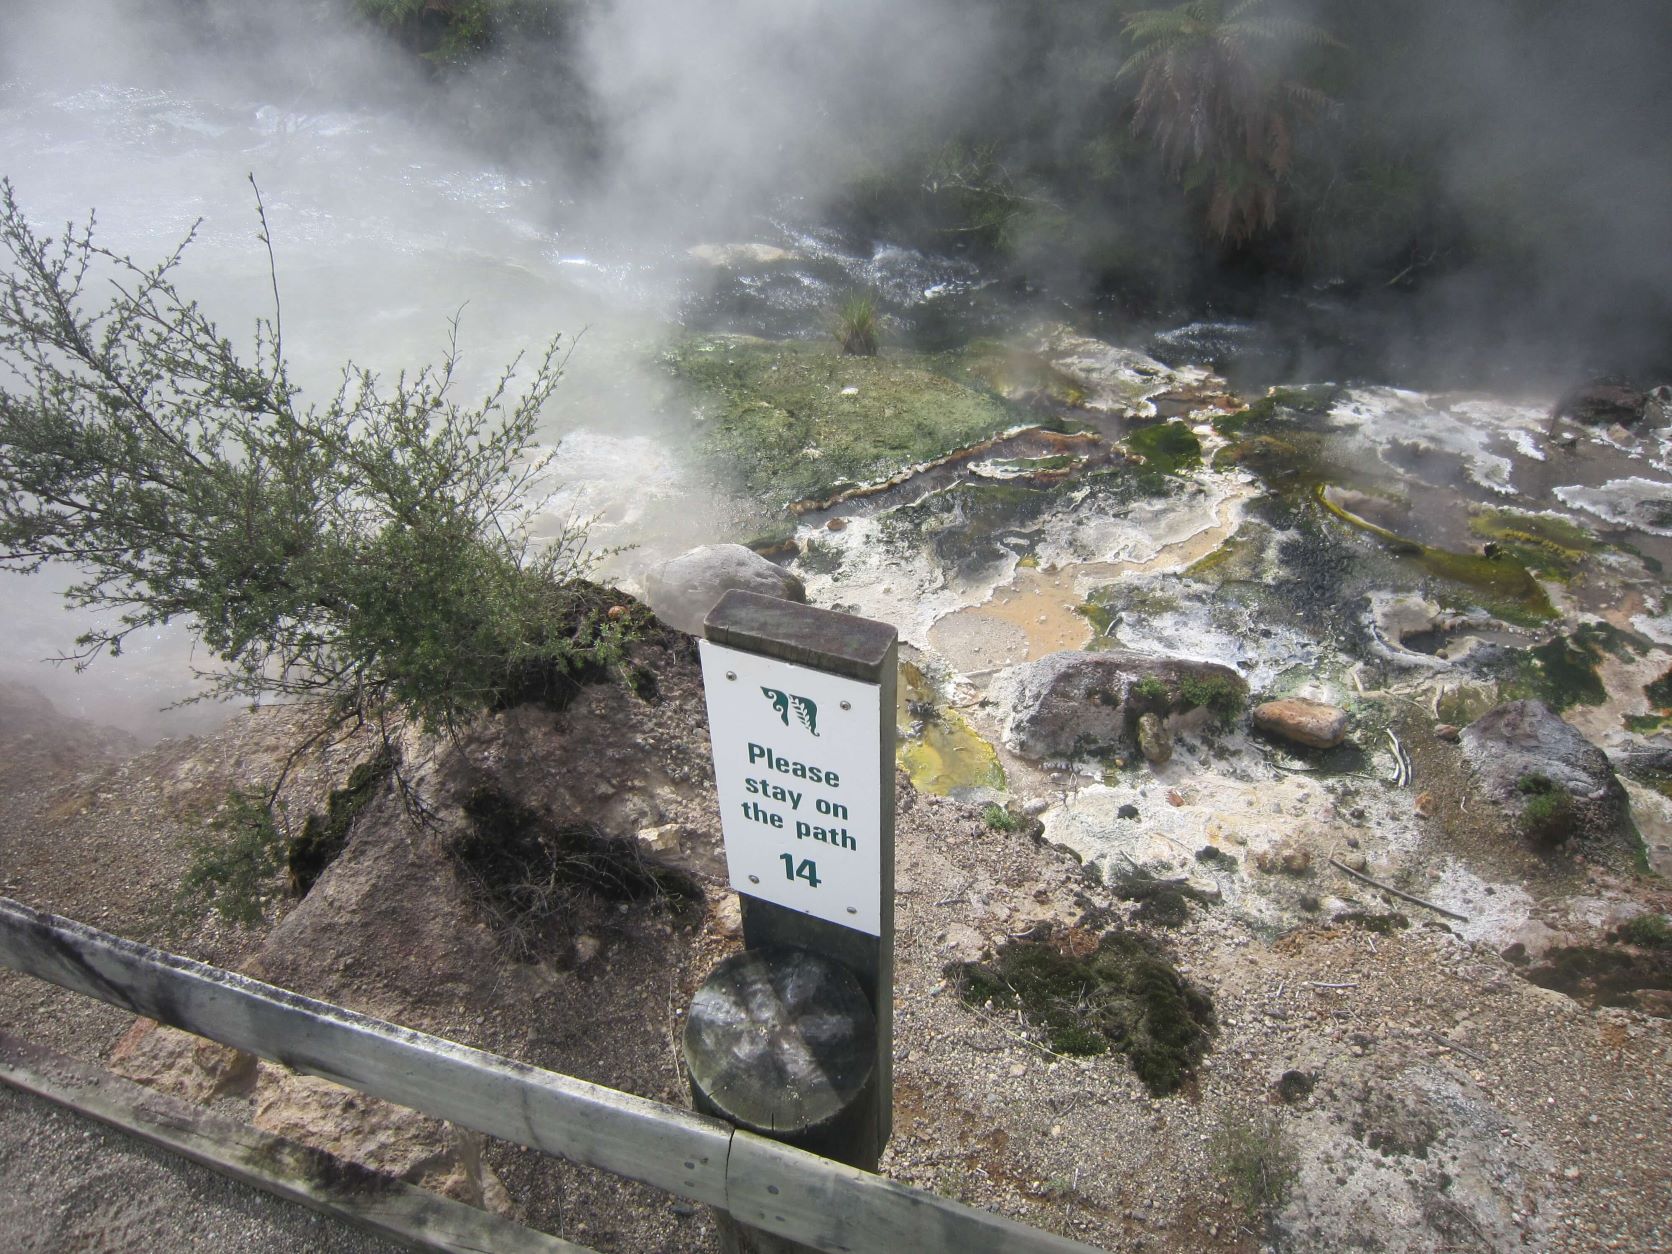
[5,49,1672,959]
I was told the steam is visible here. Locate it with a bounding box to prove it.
[3,0,1670,734]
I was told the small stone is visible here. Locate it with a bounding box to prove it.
[1167,789,1185,807]
[1414,791,1434,819]
[825,517,847,531]
[1255,843,1312,876]
[1137,712,1173,765]
[1252,698,1350,749]
[1434,723,1461,742]
[572,934,602,964]
[1117,803,1140,820]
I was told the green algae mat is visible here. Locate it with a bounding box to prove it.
[667,336,1019,507]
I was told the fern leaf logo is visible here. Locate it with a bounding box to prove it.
[760,687,819,736]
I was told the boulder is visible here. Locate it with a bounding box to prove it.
[1460,700,1633,848]
[1551,379,1655,427]
[1252,698,1349,749]
[108,1019,256,1104]
[643,543,806,636]
[252,1065,512,1213]
[988,649,1245,760]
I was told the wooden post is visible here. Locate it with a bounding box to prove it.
[691,589,896,1254]
[683,946,877,1164]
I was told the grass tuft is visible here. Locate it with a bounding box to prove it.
[832,291,881,356]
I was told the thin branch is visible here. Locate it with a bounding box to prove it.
[1328,857,1469,922]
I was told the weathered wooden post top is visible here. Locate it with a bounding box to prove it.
[686,589,897,1181]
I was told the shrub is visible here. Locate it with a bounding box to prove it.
[831,291,881,357]
[177,792,284,927]
[1515,773,1576,845]
[0,179,622,733]
[982,802,1020,832]
[1210,1110,1298,1229]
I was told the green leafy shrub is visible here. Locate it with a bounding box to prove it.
[0,180,623,733]
[177,792,284,927]
[981,802,1020,832]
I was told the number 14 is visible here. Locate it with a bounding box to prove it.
[778,854,821,887]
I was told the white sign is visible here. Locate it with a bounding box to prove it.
[699,640,883,935]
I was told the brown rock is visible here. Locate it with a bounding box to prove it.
[1434,723,1461,742]
[109,1018,256,1104]
[252,1065,512,1214]
[1252,698,1349,749]
[1137,712,1172,765]
[1255,843,1313,876]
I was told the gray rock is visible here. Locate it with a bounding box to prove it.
[1252,697,1349,749]
[988,649,1244,760]
[1459,700,1633,848]
[644,543,806,636]
[1137,712,1173,764]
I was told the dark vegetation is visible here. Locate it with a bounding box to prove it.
[452,785,702,961]
[1112,872,1216,928]
[286,751,394,894]
[343,0,1672,377]
[948,930,1216,1095]
[1514,773,1576,846]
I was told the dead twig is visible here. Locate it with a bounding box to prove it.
[1430,1031,1490,1065]
[1307,981,1359,990]
[1329,856,1470,922]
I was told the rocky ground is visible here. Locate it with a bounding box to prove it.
[2,609,1669,1253]
[4,333,1672,1253]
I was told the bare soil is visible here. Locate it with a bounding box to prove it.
[2,640,1669,1253]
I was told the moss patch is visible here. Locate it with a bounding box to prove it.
[667,335,1017,506]
[1123,421,1201,474]
[1113,873,1216,928]
[947,931,1215,1095]
[1468,509,1597,581]
[1177,671,1248,722]
[1618,913,1671,948]
[1515,773,1577,845]
[1496,622,1646,711]
[954,340,1088,407]
[288,751,392,895]
[1316,485,1556,624]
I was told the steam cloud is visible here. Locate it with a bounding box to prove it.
[2,0,1669,733]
